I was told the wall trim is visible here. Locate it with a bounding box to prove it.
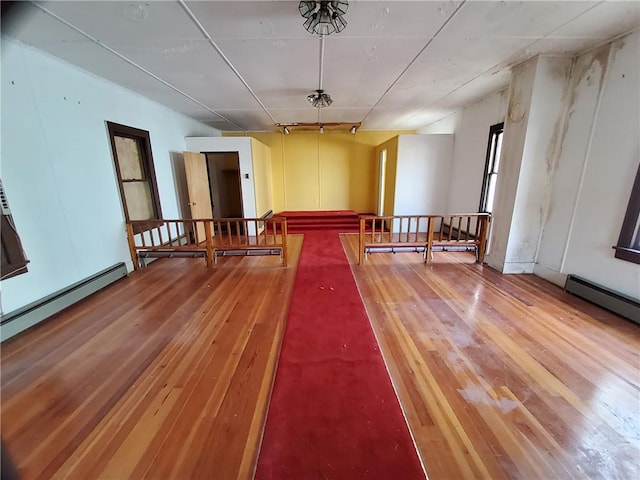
[501,262,535,274]
[565,274,640,324]
[1,263,128,342]
[533,264,567,288]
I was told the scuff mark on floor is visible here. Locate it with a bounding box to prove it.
[458,383,518,413]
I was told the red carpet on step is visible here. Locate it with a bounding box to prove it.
[255,231,425,480]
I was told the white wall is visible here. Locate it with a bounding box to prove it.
[419,112,460,135]
[492,56,573,274]
[535,30,640,299]
[394,134,453,217]
[424,29,640,300]
[420,91,508,214]
[251,138,274,219]
[1,38,219,315]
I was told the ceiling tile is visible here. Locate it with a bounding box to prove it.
[2,2,88,43]
[4,1,637,132]
[327,1,462,39]
[109,39,262,110]
[33,0,203,42]
[321,36,428,107]
[268,108,322,125]
[215,37,319,109]
[544,1,640,40]
[318,108,372,124]
[427,72,512,112]
[363,108,450,130]
[214,109,276,131]
[22,40,217,114]
[185,0,310,40]
[185,1,462,40]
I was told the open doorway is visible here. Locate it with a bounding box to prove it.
[206,152,244,232]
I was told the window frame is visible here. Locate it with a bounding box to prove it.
[614,162,640,264]
[107,122,162,233]
[478,122,504,214]
[1,181,29,280]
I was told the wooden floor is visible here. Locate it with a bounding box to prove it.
[1,236,302,480]
[341,234,640,480]
[2,232,639,479]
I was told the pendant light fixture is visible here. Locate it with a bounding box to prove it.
[307,34,333,108]
[299,1,348,36]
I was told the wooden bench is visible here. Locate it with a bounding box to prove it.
[359,214,490,265]
[127,217,288,269]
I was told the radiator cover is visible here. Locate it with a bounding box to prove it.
[564,274,640,324]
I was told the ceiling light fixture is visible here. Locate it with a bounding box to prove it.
[307,34,333,108]
[308,90,333,108]
[277,122,361,133]
[299,1,348,36]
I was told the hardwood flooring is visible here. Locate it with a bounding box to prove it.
[341,234,640,480]
[1,235,302,480]
[2,232,639,480]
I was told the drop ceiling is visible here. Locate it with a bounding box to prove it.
[3,1,639,132]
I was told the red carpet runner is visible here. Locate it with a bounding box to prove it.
[255,231,425,480]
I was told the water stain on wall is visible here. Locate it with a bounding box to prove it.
[539,44,614,247]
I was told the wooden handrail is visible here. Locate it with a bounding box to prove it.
[126,217,288,269]
[359,213,491,265]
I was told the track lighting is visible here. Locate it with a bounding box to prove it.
[276,123,361,133]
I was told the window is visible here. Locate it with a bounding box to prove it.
[1,180,29,280]
[614,162,640,264]
[479,122,504,214]
[107,122,162,231]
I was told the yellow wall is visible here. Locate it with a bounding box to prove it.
[375,136,399,216]
[225,130,413,213]
[250,138,274,218]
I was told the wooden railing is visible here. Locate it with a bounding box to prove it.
[126,217,288,269]
[358,213,491,265]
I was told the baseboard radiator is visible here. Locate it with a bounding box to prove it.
[564,274,640,324]
[1,263,128,342]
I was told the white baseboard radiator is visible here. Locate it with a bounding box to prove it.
[0,263,128,342]
[564,274,640,324]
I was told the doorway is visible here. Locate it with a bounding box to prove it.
[206,152,244,232]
